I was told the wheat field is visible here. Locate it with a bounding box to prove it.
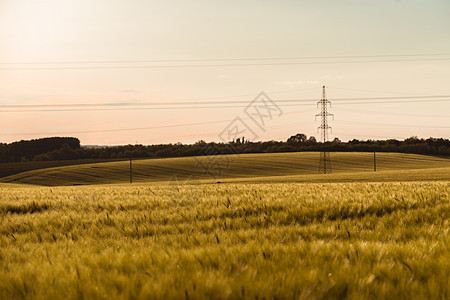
[1,180,449,299]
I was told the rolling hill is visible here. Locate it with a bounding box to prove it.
[1,152,449,186]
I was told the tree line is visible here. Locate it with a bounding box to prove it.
[0,135,449,163]
[0,137,80,163]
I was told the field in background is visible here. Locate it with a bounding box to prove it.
[0,181,449,299]
[0,158,126,179]
[1,152,449,186]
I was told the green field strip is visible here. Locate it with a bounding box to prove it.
[1,152,449,186]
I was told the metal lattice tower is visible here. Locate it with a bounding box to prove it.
[316,86,333,174]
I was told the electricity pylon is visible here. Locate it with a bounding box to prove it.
[316,86,333,174]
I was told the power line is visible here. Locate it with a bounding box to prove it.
[0,104,311,112]
[1,53,449,65]
[0,119,233,136]
[153,86,320,102]
[1,87,448,140]
[333,99,450,105]
[1,58,450,71]
[332,107,449,118]
[1,95,449,110]
[2,99,449,113]
[326,86,433,96]
[1,100,449,112]
[0,117,313,137]
[335,120,450,129]
[4,117,446,137]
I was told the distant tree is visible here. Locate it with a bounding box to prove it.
[3,137,80,162]
[332,137,341,144]
[287,133,307,144]
[99,150,110,159]
[195,140,207,145]
[58,144,78,160]
[405,136,420,144]
[306,136,317,145]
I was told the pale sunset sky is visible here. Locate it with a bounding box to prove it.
[1,0,449,145]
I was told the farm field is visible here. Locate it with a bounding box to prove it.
[0,181,449,299]
[1,152,449,299]
[1,152,450,186]
[0,158,127,179]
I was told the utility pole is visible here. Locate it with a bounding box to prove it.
[316,86,333,174]
[130,159,133,183]
[374,151,376,172]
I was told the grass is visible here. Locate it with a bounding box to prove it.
[1,152,449,186]
[0,181,449,299]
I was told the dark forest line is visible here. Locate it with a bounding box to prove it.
[1,134,449,164]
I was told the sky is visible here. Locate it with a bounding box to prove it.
[0,0,449,145]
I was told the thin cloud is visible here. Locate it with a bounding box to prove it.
[120,89,141,94]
